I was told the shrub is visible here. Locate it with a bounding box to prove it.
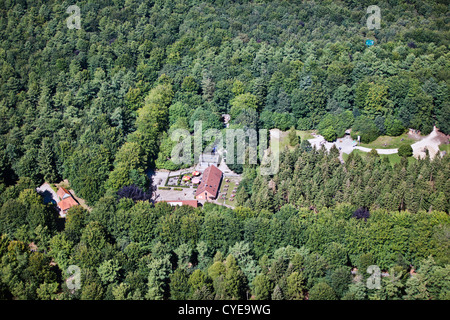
[322,126,337,142]
[117,185,152,202]
[398,144,413,157]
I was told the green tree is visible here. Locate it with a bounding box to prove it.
[105,142,148,191]
[129,83,174,162]
[288,127,300,146]
[189,269,213,298]
[64,206,87,244]
[169,268,190,300]
[146,254,172,300]
[37,138,58,183]
[252,274,272,300]
[97,259,121,285]
[48,233,73,272]
[230,93,259,120]
[286,271,305,300]
[224,254,248,299]
[404,275,429,300]
[308,282,337,300]
[36,282,59,300]
[398,144,413,158]
[330,267,352,298]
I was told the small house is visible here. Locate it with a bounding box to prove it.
[56,187,78,216]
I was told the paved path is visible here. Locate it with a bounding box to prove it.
[216,158,241,177]
[308,133,399,161]
[354,146,398,154]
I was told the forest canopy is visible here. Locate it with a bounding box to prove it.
[0,0,449,191]
[0,0,449,301]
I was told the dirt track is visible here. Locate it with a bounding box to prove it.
[411,127,449,159]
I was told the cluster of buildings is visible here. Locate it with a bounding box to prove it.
[38,163,225,215]
[158,164,224,209]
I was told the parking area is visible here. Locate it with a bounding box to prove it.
[154,188,197,202]
[36,183,59,205]
[152,168,199,202]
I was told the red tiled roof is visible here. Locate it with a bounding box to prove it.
[160,200,198,208]
[195,165,222,199]
[57,196,78,212]
[57,187,71,200]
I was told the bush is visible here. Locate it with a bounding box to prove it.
[288,127,300,146]
[352,116,380,143]
[322,126,337,142]
[385,117,405,136]
[398,144,413,157]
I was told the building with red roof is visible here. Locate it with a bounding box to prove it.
[57,187,71,200]
[195,165,223,200]
[56,187,78,216]
[58,196,79,212]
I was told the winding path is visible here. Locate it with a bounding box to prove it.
[308,126,448,160]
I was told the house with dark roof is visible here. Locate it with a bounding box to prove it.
[195,165,223,200]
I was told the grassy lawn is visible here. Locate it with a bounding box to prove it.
[278,132,290,151]
[217,177,240,207]
[439,143,450,153]
[343,149,416,166]
[359,133,416,149]
[278,130,315,152]
[297,130,315,141]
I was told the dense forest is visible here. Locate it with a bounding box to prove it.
[237,144,450,214]
[1,0,449,194]
[0,169,449,300]
[0,0,449,300]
